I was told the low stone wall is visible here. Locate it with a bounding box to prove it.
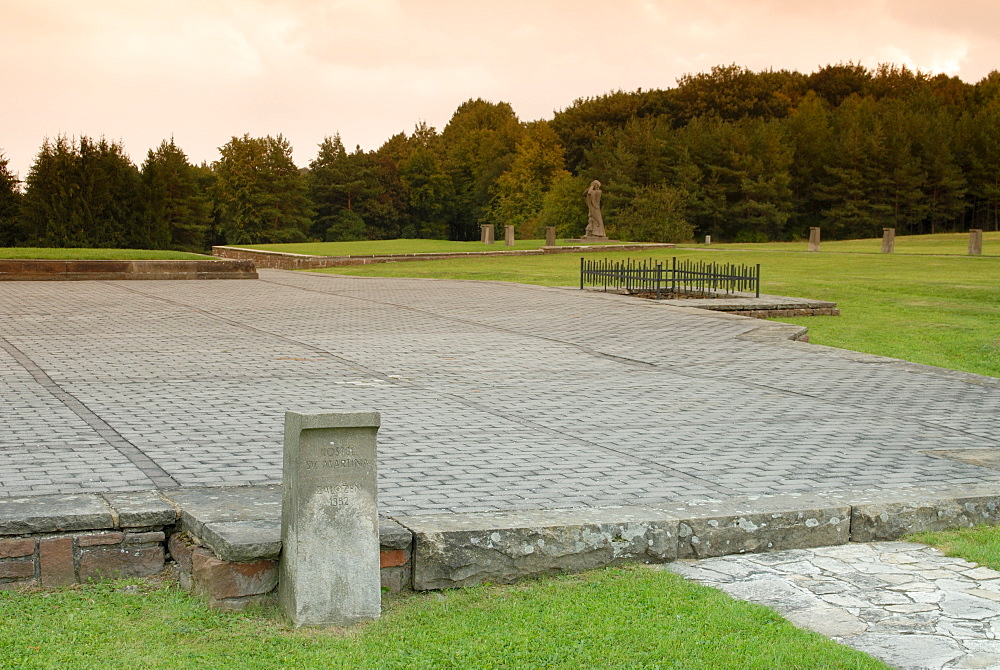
[212,244,676,270]
[4,483,999,603]
[0,259,258,281]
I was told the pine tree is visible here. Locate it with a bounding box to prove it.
[142,139,211,251]
[0,152,21,246]
[215,134,312,244]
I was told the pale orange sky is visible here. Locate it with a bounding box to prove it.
[2,0,998,178]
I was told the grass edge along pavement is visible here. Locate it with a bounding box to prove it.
[317,239,1000,379]
[0,566,890,670]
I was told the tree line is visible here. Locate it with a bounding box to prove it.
[2,62,999,251]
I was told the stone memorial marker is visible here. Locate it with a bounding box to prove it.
[808,226,821,252]
[505,225,515,246]
[279,411,381,627]
[881,227,895,254]
[481,224,495,245]
[969,228,983,256]
[705,235,711,245]
[545,226,556,247]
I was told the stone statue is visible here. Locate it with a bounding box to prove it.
[583,180,607,238]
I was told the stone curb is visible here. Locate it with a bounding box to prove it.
[0,259,258,281]
[7,484,999,591]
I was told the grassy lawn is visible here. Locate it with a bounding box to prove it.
[238,238,635,256]
[692,230,999,256]
[318,245,1000,378]
[0,247,213,260]
[907,525,1000,571]
[0,566,888,670]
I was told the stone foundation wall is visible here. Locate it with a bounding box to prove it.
[0,259,258,281]
[0,529,167,589]
[212,244,675,270]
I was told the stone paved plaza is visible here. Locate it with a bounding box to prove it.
[2,269,1000,513]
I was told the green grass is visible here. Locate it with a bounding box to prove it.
[907,525,1000,571]
[0,247,213,260]
[693,230,999,256]
[0,566,888,669]
[318,244,1000,378]
[239,238,634,256]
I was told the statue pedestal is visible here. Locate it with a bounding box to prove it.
[565,236,613,244]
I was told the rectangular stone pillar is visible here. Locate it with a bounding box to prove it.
[969,228,983,256]
[881,228,895,254]
[505,225,515,247]
[808,227,821,252]
[545,226,556,247]
[481,224,494,245]
[705,235,711,245]
[280,411,381,627]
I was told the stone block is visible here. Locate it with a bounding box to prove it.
[808,226,821,252]
[0,495,114,536]
[0,538,35,559]
[380,549,408,568]
[167,533,196,575]
[164,485,282,542]
[0,559,35,580]
[399,506,679,591]
[39,537,75,586]
[851,494,1000,542]
[280,411,382,627]
[78,545,165,581]
[192,548,277,600]
[124,531,166,544]
[669,500,850,559]
[379,517,412,550]
[545,227,556,247]
[103,491,177,528]
[504,225,515,246]
[77,532,125,547]
[200,520,281,562]
[380,566,409,593]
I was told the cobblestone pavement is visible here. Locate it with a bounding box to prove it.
[666,542,1000,670]
[1,270,999,514]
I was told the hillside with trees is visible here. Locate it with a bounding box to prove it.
[2,62,999,250]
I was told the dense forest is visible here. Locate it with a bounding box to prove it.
[2,62,999,251]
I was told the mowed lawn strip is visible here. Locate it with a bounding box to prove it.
[696,230,999,256]
[239,238,636,256]
[0,247,213,260]
[318,247,1000,379]
[907,525,1000,572]
[0,566,890,670]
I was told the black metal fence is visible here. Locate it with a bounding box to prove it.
[580,257,760,298]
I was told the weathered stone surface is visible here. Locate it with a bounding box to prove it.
[380,549,408,568]
[0,495,113,535]
[667,499,850,559]
[0,538,35,559]
[77,532,125,547]
[851,493,1000,542]
[168,533,196,575]
[192,547,277,600]
[846,633,962,669]
[0,559,35,580]
[102,491,177,528]
[164,485,282,542]
[200,520,282,562]
[124,531,165,544]
[379,517,412,550]
[380,566,409,593]
[280,411,382,627]
[39,537,75,586]
[0,259,257,281]
[78,545,165,580]
[399,506,679,591]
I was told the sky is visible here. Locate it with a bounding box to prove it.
[2,0,999,179]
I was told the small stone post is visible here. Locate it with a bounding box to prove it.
[881,228,895,254]
[969,229,983,256]
[505,225,515,247]
[280,411,381,627]
[705,235,711,245]
[545,226,556,247]
[808,227,821,252]
[481,224,495,245]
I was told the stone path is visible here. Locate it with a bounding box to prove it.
[1,269,999,513]
[667,542,1000,670]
